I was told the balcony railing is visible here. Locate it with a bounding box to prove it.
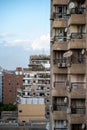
[53,58,68,64]
[70,33,86,39]
[54,36,67,42]
[71,82,85,89]
[71,57,85,64]
[70,7,85,14]
[54,128,67,130]
[53,13,68,19]
[54,81,65,88]
[53,104,67,111]
[71,107,85,114]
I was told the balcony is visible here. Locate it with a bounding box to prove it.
[52,89,67,97]
[53,19,67,28]
[68,8,86,25]
[53,0,68,5]
[53,104,67,111]
[68,33,86,49]
[53,64,67,74]
[53,58,67,66]
[71,107,85,114]
[71,82,86,98]
[68,63,86,74]
[71,124,85,130]
[52,36,67,51]
[52,81,67,96]
[53,13,67,20]
[70,33,86,39]
[53,111,67,120]
[70,114,86,124]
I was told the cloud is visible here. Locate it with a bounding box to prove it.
[0,33,15,38]
[3,33,50,52]
[31,33,50,51]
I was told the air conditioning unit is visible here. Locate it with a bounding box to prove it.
[67,107,71,114]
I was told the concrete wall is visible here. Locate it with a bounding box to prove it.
[18,104,45,123]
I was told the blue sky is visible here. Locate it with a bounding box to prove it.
[0,0,50,70]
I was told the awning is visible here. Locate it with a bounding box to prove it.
[63,51,73,58]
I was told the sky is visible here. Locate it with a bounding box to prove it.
[0,0,50,70]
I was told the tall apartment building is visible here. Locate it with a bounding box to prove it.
[17,55,50,123]
[50,0,87,130]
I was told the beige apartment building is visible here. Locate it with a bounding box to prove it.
[50,0,87,130]
[18,104,45,123]
[17,55,50,123]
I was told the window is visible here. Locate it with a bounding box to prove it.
[55,28,67,42]
[54,120,67,128]
[19,110,22,113]
[55,5,67,19]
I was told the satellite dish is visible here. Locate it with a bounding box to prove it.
[81,49,85,55]
[69,2,75,9]
[65,28,67,32]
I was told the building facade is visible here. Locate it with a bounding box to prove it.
[17,55,50,123]
[0,67,3,103]
[3,68,23,104]
[50,0,87,130]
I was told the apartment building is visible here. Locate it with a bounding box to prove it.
[3,68,23,104]
[50,0,87,130]
[17,55,50,123]
[0,66,3,103]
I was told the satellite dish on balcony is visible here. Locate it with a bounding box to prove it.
[63,51,73,58]
[69,2,75,9]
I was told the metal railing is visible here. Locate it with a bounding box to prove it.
[54,81,65,88]
[70,7,85,14]
[53,13,68,19]
[54,128,67,130]
[54,36,67,42]
[71,82,85,89]
[71,107,85,114]
[53,58,68,64]
[53,104,67,111]
[70,33,86,39]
